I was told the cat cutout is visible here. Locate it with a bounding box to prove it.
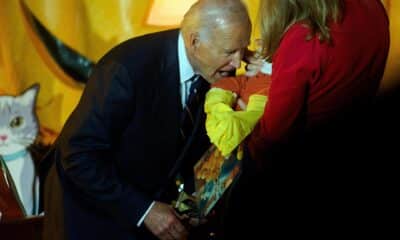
[0,85,40,221]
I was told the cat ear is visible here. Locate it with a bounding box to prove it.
[19,84,40,106]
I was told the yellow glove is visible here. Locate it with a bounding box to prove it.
[204,88,236,113]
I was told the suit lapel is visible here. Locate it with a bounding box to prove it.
[157,30,210,195]
[167,77,210,180]
[161,29,181,148]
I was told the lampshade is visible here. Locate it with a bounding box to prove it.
[146,0,196,26]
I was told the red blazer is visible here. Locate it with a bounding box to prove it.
[249,0,389,161]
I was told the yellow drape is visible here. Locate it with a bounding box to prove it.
[0,0,167,134]
[380,0,400,94]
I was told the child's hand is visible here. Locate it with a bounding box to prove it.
[237,98,247,110]
[232,92,238,99]
[233,92,246,110]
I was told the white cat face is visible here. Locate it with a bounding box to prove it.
[0,85,39,155]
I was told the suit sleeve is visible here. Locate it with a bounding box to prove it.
[57,60,152,229]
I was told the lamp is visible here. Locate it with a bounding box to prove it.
[146,0,196,26]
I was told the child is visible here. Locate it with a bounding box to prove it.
[205,63,272,157]
[193,63,271,217]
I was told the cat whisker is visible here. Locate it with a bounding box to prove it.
[15,139,35,146]
[21,136,35,140]
[20,139,35,144]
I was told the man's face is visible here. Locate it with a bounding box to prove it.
[189,22,251,84]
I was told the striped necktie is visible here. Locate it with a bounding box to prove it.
[180,76,206,142]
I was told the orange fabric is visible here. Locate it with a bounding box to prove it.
[212,73,271,105]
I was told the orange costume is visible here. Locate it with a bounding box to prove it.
[203,72,271,157]
[212,73,271,107]
[193,72,272,217]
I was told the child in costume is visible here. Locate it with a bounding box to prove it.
[194,63,271,216]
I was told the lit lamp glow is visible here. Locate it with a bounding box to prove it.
[146,0,196,26]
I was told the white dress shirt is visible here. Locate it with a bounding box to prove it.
[178,32,197,107]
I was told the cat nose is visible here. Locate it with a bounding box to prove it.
[0,135,7,141]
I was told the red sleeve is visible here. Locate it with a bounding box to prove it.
[249,25,320,160]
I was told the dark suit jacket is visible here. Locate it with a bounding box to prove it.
[42,29,210,240]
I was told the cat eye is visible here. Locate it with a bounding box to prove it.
[10,116,24,128]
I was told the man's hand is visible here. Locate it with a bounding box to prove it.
[144,201,188,240]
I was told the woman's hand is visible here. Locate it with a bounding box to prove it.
[244,39,264,77]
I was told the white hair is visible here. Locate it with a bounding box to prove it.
[181,0,251,41]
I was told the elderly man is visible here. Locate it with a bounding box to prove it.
[42,0,251,239]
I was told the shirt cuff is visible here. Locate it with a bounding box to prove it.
[137,201,155,227]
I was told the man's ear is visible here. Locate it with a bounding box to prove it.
[189,32,200,51]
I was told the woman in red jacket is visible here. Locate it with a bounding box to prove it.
[224,0,390,237]
[249,0,389,164]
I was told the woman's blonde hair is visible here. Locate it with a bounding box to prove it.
[259,0,342,59]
